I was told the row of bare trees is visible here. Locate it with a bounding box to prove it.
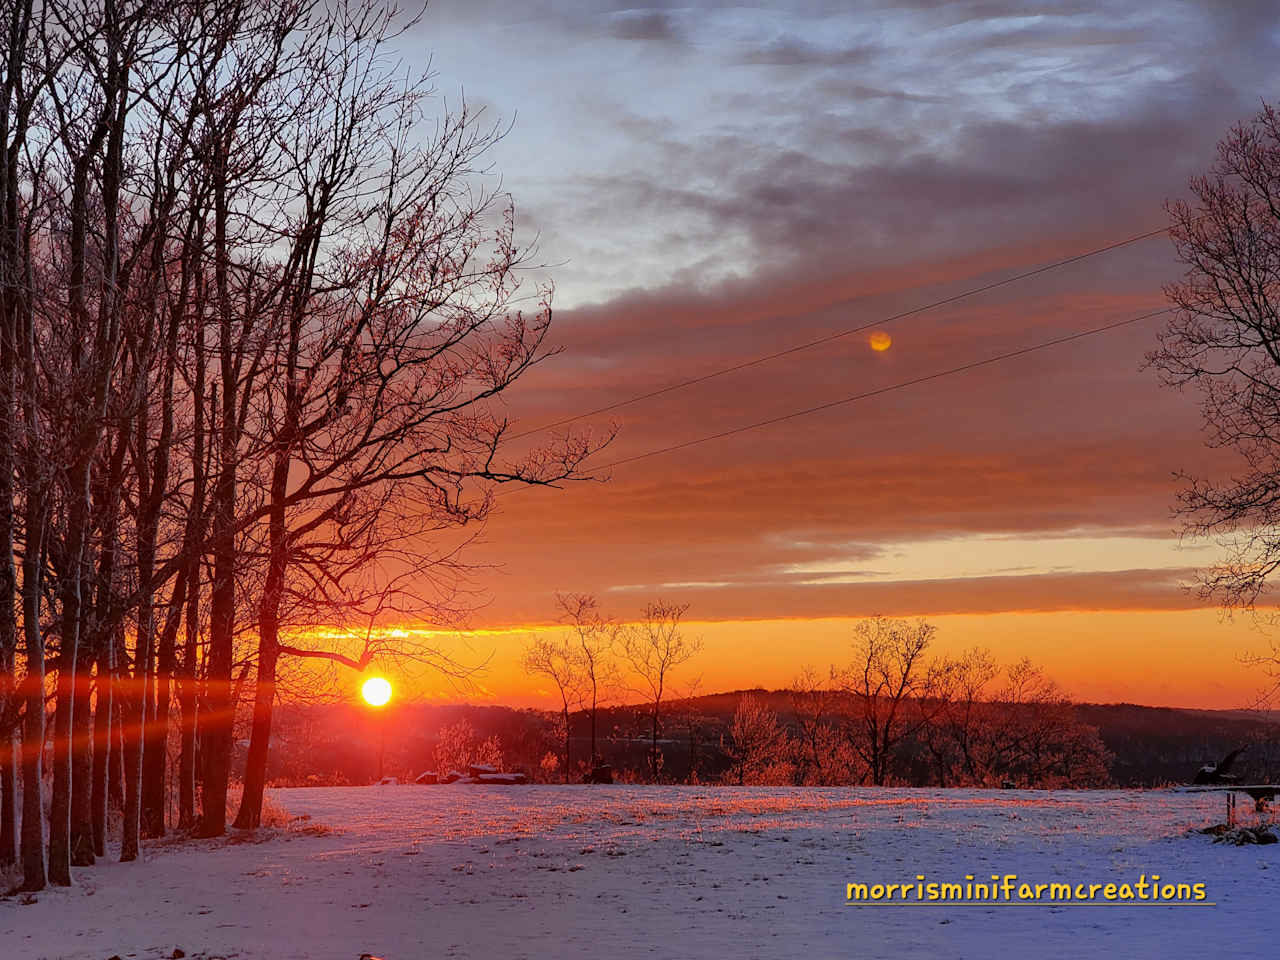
[521,609,1104,788]
[0,0,597,891]
[523,594,702,780]
[722,617,1109,787]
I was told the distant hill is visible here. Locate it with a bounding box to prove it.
[1073,702,1280,786]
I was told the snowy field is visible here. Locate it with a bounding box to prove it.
[4,785,1278,960]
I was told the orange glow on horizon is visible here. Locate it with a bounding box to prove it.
[361,611,1265,712]
[283,609,1266,713]
[869,330,892,351]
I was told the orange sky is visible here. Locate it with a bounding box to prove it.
[363,610,1270,713]
[361,247,1278,711]
[341,1,1280,713]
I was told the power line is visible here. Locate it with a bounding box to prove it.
[589,306,1172,472]
[510,223,1174,442]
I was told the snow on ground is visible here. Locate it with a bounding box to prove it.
[4,785,1278,959]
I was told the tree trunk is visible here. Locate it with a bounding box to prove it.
[69,651,95,865]
[119,682,142,860]
[89,442,124,858]
[0,728,13,865]
[589,687,597,767]
[143,637,172,837]
[70,544,100,865]
[91,648,113,857]
[562,705,570,784]
[199,462,235,838]
[49,466,90,884]
[108,666,124,814]
[688,723,697,782]
[177,578,199,831]
[140,294,183,840]
[0,0,29,879]
[141,674,164,836]
[19,665,44,890]
[233,641,278,830]
[650,708,659,781]
[177,278,206,834]
[142,573,185,838]
[235,434,290,830]
[200,131,238,840]
[122,527,155,859]
[0,339,14,866]
[19,503,45,891]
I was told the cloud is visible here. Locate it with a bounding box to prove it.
[606,10,685,44]
[468,0,1278,304]
[406,0,1277,630]
[735,37,881,67]
[467,564,1204,625]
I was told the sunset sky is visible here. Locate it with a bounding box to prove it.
[385,1,1280,710]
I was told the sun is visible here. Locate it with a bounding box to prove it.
[869,330,892,352]
[361,676,392,707]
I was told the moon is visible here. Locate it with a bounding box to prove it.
[869,330,892,352]
[361,676,392,707]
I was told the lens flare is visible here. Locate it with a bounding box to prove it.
[362,676,392,707]
[869,330,892,352]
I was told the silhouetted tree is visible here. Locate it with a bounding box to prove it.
[922,650,1109,787]
[227,0,604,829]
[556,593,618,768]
[620,600,701,780]
[920,647,1000,786]
[1150,100,1280,703]
[835,616,942,786]
[522,633,584,781]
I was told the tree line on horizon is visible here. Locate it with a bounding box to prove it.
[259,676,1280,790]
[0,0,601,893]
[519,606,1108,788]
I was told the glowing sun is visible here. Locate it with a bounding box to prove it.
[361,676,392,707]
[869,330,892,352]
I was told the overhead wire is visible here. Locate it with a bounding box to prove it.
[585,306,1173,472]
[507,223,1175,444]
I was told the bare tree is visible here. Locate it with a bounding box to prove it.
[669,676,710,784]
[834,616,941,786]
[992,659,1109,788]
[0,0,40,874]
[788,666,857,786]
[920,652,1109,787]
[522,633,583,781]
[227,0,603,829]
[721,693,789,785]
[620,600,700,780]
[920,647,1000,786]
[556,593,617,769]
[1149,100,1280,702]
[433,719,502,778]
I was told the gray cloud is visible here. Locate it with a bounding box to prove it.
[735,36,881,67]
[606,9,685,44]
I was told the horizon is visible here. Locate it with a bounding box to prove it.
[313,675,1280,718]
[285,609,1276,712]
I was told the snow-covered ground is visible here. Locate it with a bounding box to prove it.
[4,785,1277,959]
